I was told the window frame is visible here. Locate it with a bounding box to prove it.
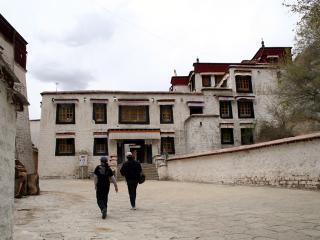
[235,75,253,93]
[220,128,234,145]
[219,101,233,119]
[93,138,108,156]
[237,100,254,118]
[56,103,75,124]
[118,105,150,124]
[93,103,107,124]
[55,138,75,156]
[241,128,254,145]
[161,137,175,154]
[202,75,211,87]
[160,105,174,124]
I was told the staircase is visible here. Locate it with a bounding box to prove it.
[116,163,159,181]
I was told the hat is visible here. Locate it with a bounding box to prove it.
[125,152,133,157]
[100,156,108,162]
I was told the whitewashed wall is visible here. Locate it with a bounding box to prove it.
[162,133,320,189]
[0,80,17,239]
[30,120,40,149]
[38,63,285,178]
[0,32,33,174]
[38,92,204,177]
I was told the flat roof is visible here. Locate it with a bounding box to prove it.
[41,90,203,96]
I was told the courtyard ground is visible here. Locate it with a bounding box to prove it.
[14,179,320,240]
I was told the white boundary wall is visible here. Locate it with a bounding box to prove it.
[160,133,320,190]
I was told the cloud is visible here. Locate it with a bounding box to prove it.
[31,63,94,90]
[63,13,115,46]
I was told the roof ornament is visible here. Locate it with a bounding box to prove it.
[261,38,265,48]
[174,69,177,76]
[196,57,199,63]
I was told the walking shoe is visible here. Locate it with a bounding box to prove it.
[131,206,136,210]
[102,208,107,219]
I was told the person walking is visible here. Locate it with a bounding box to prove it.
[94,156,118,219]
[120,152,142,210]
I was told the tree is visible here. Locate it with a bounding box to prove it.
[280,0,320,125]
[277,45,320,124]
[258,0,320,140]
[284,0,320,52]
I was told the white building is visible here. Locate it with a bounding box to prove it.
[0,14,29,240]
[38,44,291,178]
[0,14,34,174]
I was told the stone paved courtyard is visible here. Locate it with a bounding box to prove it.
[14,179,320,240]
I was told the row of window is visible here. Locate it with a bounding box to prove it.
[56,100,254,125]
[202,75,253,93]
[55,129,253,156]
[55,138,108,156]
[55,137,176,156]
[220,100,254,119]
[57,104,174,124]
[221,128,254,145]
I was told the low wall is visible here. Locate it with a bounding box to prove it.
[160,133,320,190]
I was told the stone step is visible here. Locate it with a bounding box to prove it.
[116,163,159,181]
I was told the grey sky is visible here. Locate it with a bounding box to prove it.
[1,0,299,119]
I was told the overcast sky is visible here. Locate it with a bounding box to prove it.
[2,0,298,119]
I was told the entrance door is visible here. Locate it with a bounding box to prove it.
[117,140,153,164]
[123,140,146,163]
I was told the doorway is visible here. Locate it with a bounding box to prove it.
[117,139,152,164]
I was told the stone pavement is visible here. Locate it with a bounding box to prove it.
[14,179,320,240]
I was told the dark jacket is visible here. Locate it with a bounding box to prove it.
[120,159,142,182]
[94,165,113,191]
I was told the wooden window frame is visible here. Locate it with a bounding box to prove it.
[160,105,174,124]
[241,128,254,145]
[220,128,234,144]
[237,100,254,118]
[93,103,107,124]
[56,103,75,124]
[93,138,108,156]
[202,75,211,87]
[118,105,150,124]
[219,101,233,119]
[55,138,75,156]
[235,75,253,93]
[161,137,175,154]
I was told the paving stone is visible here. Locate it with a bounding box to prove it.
[13,179,320,240]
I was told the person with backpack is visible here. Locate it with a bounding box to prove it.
[120,152,142,210]
[94,156,118,219]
